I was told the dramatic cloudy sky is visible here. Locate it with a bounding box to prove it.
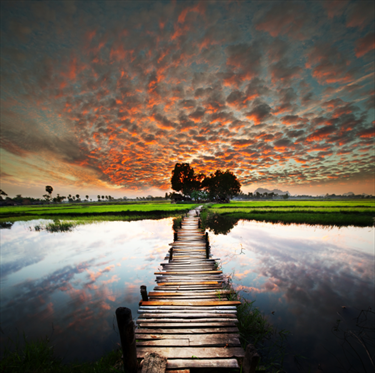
[1,0,374,198]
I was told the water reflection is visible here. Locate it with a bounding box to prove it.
[210,221,374,372]
[0,219,173,362]
[1,218,373,371]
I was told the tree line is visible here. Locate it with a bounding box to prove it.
[170,163,241,201]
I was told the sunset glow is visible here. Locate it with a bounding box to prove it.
[1,1,374,197]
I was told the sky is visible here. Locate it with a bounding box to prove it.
[0,0,374,199]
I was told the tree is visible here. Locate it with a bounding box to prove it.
[171,163,204,197]
[97,195,100,201]
[0,189,8,201]
[202,169,241,201]
[86,195,89,200]
[45,186,53,195]
[283,193,289,199]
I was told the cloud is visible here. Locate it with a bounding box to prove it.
[355,32,375,58]
[255,2,317,40]
[346,2,375,30]
[245,103,272,125]
[305,42,359,84]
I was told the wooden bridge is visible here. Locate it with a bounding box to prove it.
[116,207,258,373]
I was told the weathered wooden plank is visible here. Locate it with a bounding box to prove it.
[148,291,231,296]
[140,300,241,306]
[136,336,240,347]
[136,334,240,347]
[138,309,237,314]
[166,359,239,369]
[138,322,237,328]
[136,333,239,341]
[138,313,237,318]
[156,281,220,286]
[135,327,239,334]
[137,318,238,324]
[137,339,190,346]
[136,347,245,359]
[139,305,237,310]
[155,271,222,275]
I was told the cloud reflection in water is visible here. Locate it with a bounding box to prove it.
[210,221,374,371]
[0,219,172,362]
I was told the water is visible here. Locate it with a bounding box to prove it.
[1,218,374,371]
[209,221,374,372]
[0,219,172,362]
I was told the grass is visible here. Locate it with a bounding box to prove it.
[0,202,199,225]
[0,333,123,373]
[221,275,289,372]
[206,200,375,227]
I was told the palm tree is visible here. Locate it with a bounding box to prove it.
[97,195,100,201]
[102,195,104,199]
[86,195,89,200]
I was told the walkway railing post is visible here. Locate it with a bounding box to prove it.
[115,307,137,373]
[140,285,148,301]
[174,232,177,241]
[169,248,173,262]
[198,218,201,228]
[205,232,210,259]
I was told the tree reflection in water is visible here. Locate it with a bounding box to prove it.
[204,212,239,235]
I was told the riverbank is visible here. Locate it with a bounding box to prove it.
[203,200,375,228]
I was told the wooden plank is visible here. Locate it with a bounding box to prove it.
[136,336,240,347]
[136,347,245,358]
[138,313,237,318]
[136,333,239,340]
[137,318,238,324]
[138,310,237,314]
[156,281,220,286]
[154,271,222,275]
[167,359,239,369]
[148,291,231,296]
[135,327,239,334]
[139,305,237,310]
[140,301,241,306]
[138,322,237,328]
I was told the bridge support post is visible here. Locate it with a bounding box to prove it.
[205,232,210,259]
[174,232,177,241]
[140,285,148,301]
[243,344,260,373]
[115,307,137,373]
[169,248,173,262]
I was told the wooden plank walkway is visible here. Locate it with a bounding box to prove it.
[136,207,244,371]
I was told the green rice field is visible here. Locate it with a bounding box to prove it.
[206,200,375,227]
[0,201,198,223]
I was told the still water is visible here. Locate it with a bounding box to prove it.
[1,219,374,371]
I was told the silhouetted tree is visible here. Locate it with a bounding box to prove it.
[202,170,241,201]
[45,186,53,195]
[86,195,89,200]
[171,163,204,197]
[97,195,100,201]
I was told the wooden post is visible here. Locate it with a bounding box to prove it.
[180,218,182,228]
[242,344,260,373]
[174,232,177,241]
[205,232,209,242]
[198,218,201,228]
[206,240,210,259]
[115,307,137,373]
[140,285,148,301]
[169,248,173,262]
